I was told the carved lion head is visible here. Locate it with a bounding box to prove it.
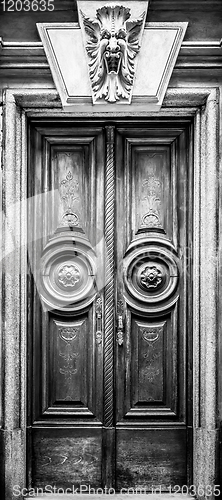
[81,5,145,103]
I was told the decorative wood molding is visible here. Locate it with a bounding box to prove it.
[104,125,115,427]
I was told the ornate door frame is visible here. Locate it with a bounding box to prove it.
[0,87,219,499]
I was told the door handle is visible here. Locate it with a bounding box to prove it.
[95,296,102,345]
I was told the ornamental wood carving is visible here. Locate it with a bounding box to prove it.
[139,175,164,232]
[59,170,81,229]
[81,5,145,103]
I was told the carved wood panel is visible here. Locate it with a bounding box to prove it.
[32,428,103,489]
[45,316,98,416]
[133,148,170,234]
[134,320,166,404]
[52,148,87,232]
[124,311,178,418]
[116,428,187,491]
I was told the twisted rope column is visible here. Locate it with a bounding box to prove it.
[104,125,115,427]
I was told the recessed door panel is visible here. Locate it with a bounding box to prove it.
[48,315,95,415]
[116,428,187,491]
[32,427,103,489]
[130,314,177,414]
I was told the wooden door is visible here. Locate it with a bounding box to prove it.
[115,124,192,490]
[27,118,193,492]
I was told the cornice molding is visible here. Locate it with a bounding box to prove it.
[149,0,222,10]
[183,40,222,48]
[1,39,222,72]
[72,0,222,12]
[1,39,221,48]
[3,87,216,109]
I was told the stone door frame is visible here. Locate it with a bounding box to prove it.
[0,87,219,499]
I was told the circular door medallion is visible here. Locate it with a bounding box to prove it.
[39,233,97,313]
[123,236,180,313]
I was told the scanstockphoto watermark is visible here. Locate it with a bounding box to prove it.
[12,485,166,497]
[13,484,221,497]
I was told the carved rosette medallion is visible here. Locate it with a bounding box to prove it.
[81,5,145,104]
[139,264,163,290]
[58,264,81,288]
[123,236,180,313]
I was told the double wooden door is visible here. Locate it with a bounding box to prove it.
[28,118,193,491]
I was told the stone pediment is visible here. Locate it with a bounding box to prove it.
[37,1,187,111]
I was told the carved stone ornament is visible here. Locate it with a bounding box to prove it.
[81,5,145,103]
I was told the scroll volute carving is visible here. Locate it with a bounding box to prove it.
[81,5,145,104]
